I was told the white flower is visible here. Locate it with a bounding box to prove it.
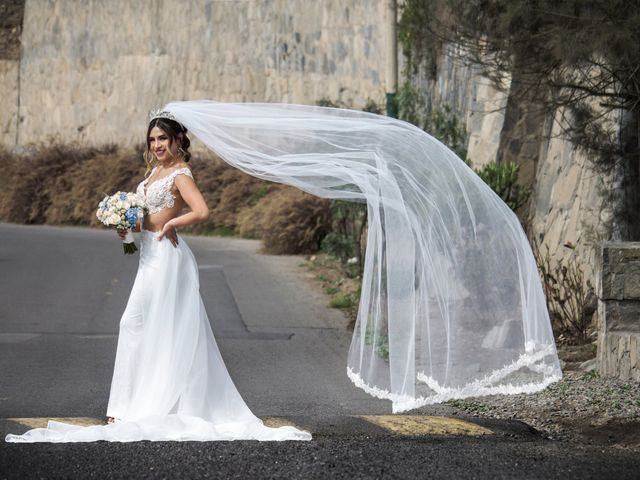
[347,257,358,264]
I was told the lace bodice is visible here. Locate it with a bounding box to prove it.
[136,166,194,215]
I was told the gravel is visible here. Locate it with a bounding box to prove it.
[448,364,640,450]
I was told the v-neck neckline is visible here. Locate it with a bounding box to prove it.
[143,167,176,197]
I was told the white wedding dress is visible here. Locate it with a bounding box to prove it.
[5,166,312,442]
[6,100,563,440]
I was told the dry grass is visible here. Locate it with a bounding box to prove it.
[237,185,332,254]
[192,165,275,233]
[0,144,333,255]
[0,144,142,225]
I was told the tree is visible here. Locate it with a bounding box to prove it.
[399,0,640,239]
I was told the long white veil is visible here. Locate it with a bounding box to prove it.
[166,100,562,413]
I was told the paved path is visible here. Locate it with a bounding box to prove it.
[0,222,399,418]
[1,223,638,478]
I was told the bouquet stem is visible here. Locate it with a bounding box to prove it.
[122,229,138,254]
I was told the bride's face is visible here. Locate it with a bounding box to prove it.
[148,126,179,162]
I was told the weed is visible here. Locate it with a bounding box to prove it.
[202,226,236,237]
[532,239,596,344]
[363,320,390,361]
[446,399,496,413]
[581,370,600,380]
[329,291,354,309]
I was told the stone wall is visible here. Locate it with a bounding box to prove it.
[416,44,614,292]
[7,1,536,177]
[408,43,509,168]
[3,0,617,293]
[0,60,19,147]
[5,0,388,148]
[597,243,640,380]
[0,0,23,149]
[529,110,614,285]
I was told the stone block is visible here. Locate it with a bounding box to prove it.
[598,242,640,381]
[600,243,640,300]
[598,331,640,381]
[600,300,640,332]
[624,263,640,298]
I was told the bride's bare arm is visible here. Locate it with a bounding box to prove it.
[157,174,209,242]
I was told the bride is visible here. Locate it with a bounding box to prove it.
[5,110,313,442]
[6,100,562,441]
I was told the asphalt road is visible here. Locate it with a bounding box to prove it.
[1,223,638,479]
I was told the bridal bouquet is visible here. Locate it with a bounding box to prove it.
[96,192,147,254]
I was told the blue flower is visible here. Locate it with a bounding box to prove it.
[125,207,138,226]
[119,192,128,201]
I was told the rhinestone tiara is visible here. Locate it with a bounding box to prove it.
[148,108,177,122]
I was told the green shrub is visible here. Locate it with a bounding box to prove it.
[397,82,469,161]
[321,200,367,269]
[320,231,356,262]
[473,161,531,211]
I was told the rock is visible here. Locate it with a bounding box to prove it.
[579,358,598,372]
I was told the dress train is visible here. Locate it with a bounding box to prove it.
[5,229,311,442]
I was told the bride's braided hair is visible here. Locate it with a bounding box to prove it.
[144,117,191,176]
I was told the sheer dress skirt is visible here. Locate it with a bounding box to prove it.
[5,230,311,442]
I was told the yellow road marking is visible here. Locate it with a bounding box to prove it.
[360,415,493,436]
[8,417,305,431]
[7,416,494,436]
[9,417,104,428]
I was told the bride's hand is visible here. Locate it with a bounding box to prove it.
[158,221,179,247]
[116,228,128,240]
